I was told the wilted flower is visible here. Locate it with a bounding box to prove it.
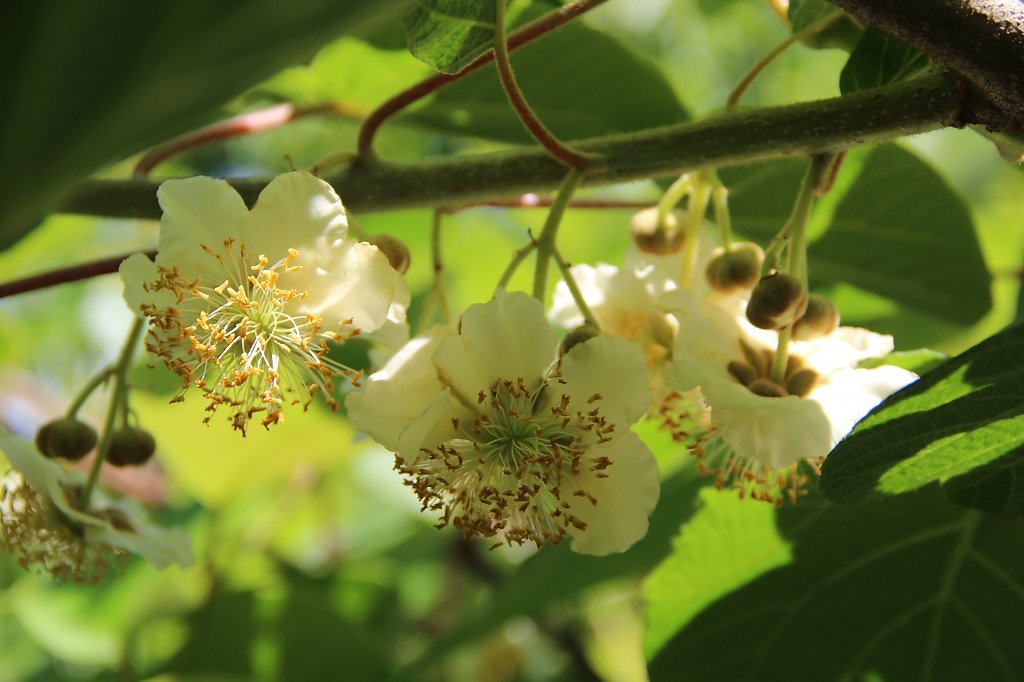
[120,172,409,434]
[347,291,660,555]
[663,290,917,504]
[0,430,192,584]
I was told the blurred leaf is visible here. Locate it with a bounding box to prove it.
[402,0,503,74]
[276,570,390,681]
[811,144,991,325]
[821,322,1024,517]
[409,465,707,668]
[163,590,256,677]
[840,26,929,94]
[0,0,408,250]
[647,488,1024,681]
[404,6,688,144]
[859,348,949,375]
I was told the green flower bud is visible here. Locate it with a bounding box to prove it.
[746,273,807,330]
[367,234,411,275]
[35,417,98,461]
[705,243,764,293]
[106,427,156,467]
[793,293,840,341]
[559,324,601,357]
[629,207,686,255]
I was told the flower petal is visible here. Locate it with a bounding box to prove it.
[346,326,452,452]
[809,366,918,444]
[557,335,651,427]
[243,171,348,258]
[396,390,469,464]
[566,431,660,556]
[155,176,249,274]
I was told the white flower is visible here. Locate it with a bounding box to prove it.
[663,290,917,504]
[0,430,192,583]
[346,291,660,555]
[120,172,410,434]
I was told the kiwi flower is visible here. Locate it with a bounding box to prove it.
[0,430,192,583]
[663,290,917,504]
[346,291,660,555]
[120,172,409,434]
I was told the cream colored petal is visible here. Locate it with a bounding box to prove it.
[84,504,193,569]
[243,171,348,258]
[0,430,69,491]
[557,335,651,427]
[297,240,410,333]
[155,176,249,274]
[700,374,833,469]
[119,253,176,314]
[566,431,660,556]
[396,390,470,465]
[458,290,558,389]
[346,327,452,451]
[549,263,610,328]
[810,366,918,445]
[793,326,896,374]
[432,334,490,407]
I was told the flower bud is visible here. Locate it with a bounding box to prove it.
[35,417,98,461]
[747,378,787,398]
[559,324,600,357]
[785,368,819,398]
[705,243,764,293]
[106,427,156,467]
[629,208,685,255]
[367,234,411,275]
[793,294,840,341]
[746,273,807,330]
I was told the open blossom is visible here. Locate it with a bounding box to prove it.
[120,172,409,434]
[0,430,192,583]
[663,290,917,504]
[346,291,660,555]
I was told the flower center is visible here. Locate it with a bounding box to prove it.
[727,339,818,398]
[397,377,615,549]
[142,239,360,433]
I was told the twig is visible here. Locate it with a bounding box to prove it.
[0,250,156,300]
[356,0,609,159]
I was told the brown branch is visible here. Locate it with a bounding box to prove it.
[0,250,155,299]
[831,0,1024,130]
[356,0,609,159]
[133,102,365,177]
[461,196,653,211]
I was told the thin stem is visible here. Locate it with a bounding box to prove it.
[0,250,156,300]
[60,73,962,221]
[770,154,834,384]
[356,0,609,159]
[431,210,451,324]
[532,169,585,301]
[494,0,595,169]
[679,179,712,289]
[552,248,600,330]
[134,103,364,178]
[711,181,734,251]
[495,241,537,293]
[80,318,144,511]
[656,174,694,226]
[66,368,115,418]
[726,12,843,111]
[345,213,371,241]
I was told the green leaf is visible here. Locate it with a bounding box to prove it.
[787,0,861,50]
[0,0,407,250]
[810,144,991,325]
[403,6,688,144]
[407,466,707,669]
[821,322,1024,517]
[840,26,930,94]
[859,348,949,375]
[163,590,256,677]
[647,488,1024,681]
[402,0,504,74]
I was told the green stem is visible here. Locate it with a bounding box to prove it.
[66,367,115,417]
[770,154,834,384]
[710,179,734,251]
[532,169,585,301]
[60,73,961,221]
[656,174,693,226]
[552,248,600,330]
[680,179,712,289]
[495,242,537,293]
[431,210,451,324]
[494,0,595,169]
[80,318,144,511]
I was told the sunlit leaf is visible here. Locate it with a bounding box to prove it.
[821,323,1024,516]
[402,0,505,74]
[647,488,1024,681]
